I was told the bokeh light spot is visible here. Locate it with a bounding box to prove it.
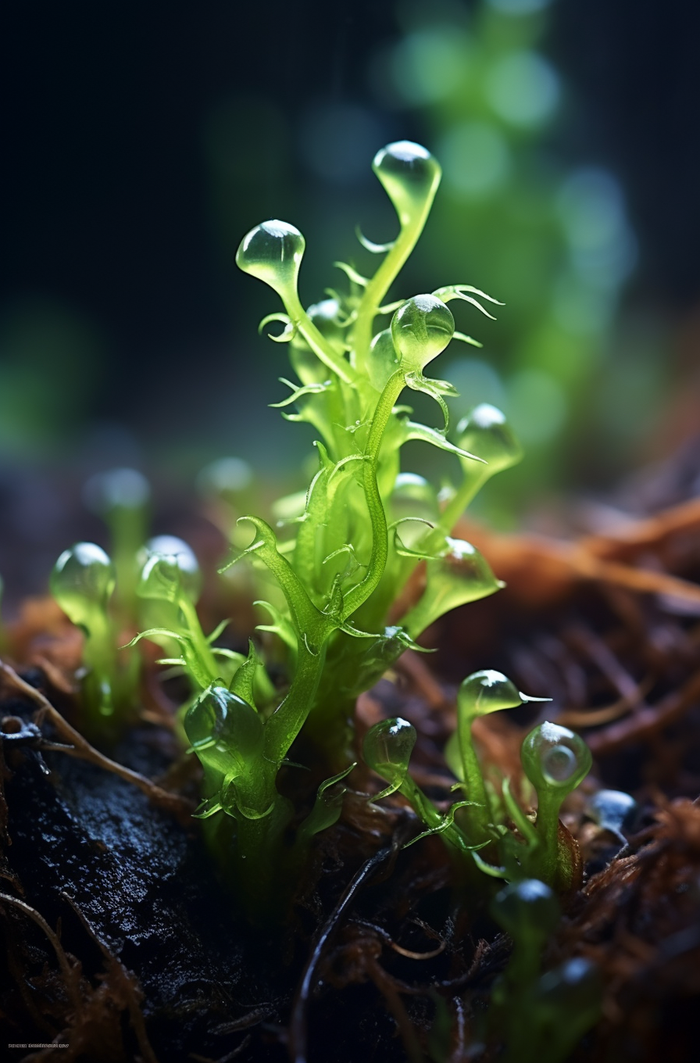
[438,121,511,199]
[507,369,567,444]
[485,51,560,128]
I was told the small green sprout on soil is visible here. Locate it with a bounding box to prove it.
[364,673,592,891]
[490,880,601,1063]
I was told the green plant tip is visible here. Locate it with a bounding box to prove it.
[138,535,201,603]
[363,717,417,787]
[185,685,263,779]
[391,294,455,372]
[51,542,116,623]
[458,669,524,719]
[456,403,523,473]
[521,721,592,794]
[372,141,442,227]
[491,878,560,939]
[235,219,305,299]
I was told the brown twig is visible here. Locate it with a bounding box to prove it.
[587,667,700,755]
[0,660,191,820]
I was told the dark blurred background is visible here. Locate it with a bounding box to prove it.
[2,0,700,599]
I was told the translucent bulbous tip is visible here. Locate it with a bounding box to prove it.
[137,536,201,604]
[491,878,560,938]
[363,717,416,784]
[456,403,523,473]
[185,685,263,777]
[521,721,592,794]
[51,542,116,619]
[391,294,454,371]
[236,220,305,295]
[373,142,441,225]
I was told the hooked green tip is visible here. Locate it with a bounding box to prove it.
[236,220,305,301]
[137,535,201,603]
[372,142,441,227]
[391,294,454,372]
[458,669,523,719]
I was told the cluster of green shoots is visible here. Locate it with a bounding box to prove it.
[48,142,593,921]
[363,670,591,891]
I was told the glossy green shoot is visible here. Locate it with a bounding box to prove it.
[181,140,527,906]
[83,467,151,619]
[521,721,593,887]
[454,670,547,842]
[129,536,239,693]
[363,717,486,859]
[491,880,600,1063]
[51,543,120,722]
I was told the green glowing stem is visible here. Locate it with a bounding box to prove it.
[457,714,492,842]
[439,465,492,536]
[534,790,563,886]
[284,290,356,385]
[82,608,117,717]
[178,596,220,687]
[341,370,406,619]
[263,639,328,763]
[353,207,436,368]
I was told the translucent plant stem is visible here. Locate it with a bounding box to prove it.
[352,146,441,366]
[341,370,405,619]
[263,639,328,764]
[283,287,356,385]
[177,595,220,687]
[535,789,562,886]
[456,720,492,842]
[352,220,428,366]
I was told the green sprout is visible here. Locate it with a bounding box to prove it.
[491,880,601,1063]
[83,467,151,619]
[129,535,245,695]
[51,542,122,725]
[168,139,531,905]
[521,721,592,887]
[453,669,547,842]
[365,674,592,894]
[363,716,488,860]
